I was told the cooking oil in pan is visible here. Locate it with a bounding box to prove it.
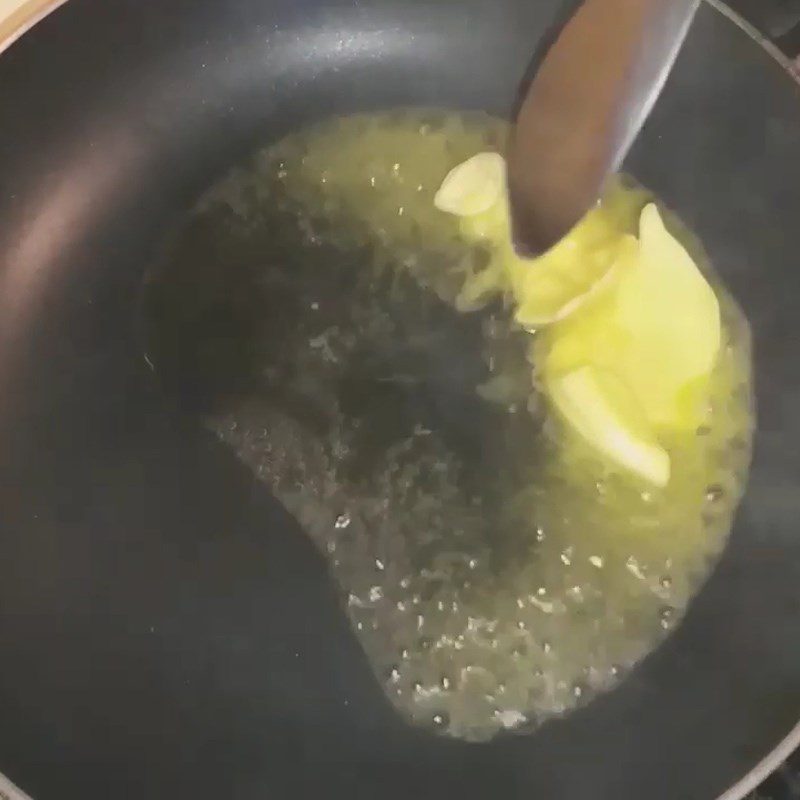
[143,110,754,741]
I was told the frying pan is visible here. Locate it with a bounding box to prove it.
[0,1,799,798]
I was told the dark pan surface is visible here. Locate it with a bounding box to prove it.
[0,1,799,798]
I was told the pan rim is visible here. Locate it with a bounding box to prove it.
[0,0,66,57]
[0,1,797,799]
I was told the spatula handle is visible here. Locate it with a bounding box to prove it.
[508,0,700,254]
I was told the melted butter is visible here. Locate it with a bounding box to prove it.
[144,109,754,741]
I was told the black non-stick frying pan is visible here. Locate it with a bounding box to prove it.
[0,1,799,798]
